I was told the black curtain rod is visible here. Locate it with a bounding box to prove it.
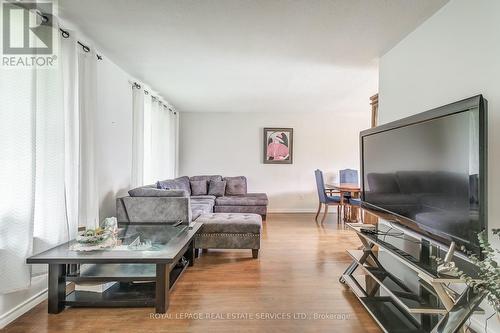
[132,82,177,113]
[20,10,97,60]
[59,28,102,60]
[9,4,103,62]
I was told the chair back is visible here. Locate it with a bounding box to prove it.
[314,169,327,203]
[340,169,358,184]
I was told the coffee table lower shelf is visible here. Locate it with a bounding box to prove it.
[64,262,189,308]
[65,282,156,307]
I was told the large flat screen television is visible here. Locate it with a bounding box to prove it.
[360,95,487,255]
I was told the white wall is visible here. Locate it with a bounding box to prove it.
[95,57,133,220]
[378,0,500,331]
[179,111,370,212]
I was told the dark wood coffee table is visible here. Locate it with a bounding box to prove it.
[26,222,202,314]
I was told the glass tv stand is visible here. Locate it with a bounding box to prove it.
[341,220,485,333]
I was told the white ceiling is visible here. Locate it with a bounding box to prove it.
[58,0,448,113]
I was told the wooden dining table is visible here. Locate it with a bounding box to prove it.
[325,183,361,221]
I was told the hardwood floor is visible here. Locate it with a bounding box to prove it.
[3,213,381,333]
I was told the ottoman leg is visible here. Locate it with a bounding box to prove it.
[202,249,208,254]
[252,249,259,259]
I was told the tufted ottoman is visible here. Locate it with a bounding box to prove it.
[194,213,262,258]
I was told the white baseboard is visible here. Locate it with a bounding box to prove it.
[267,209,314,213]
[0,288,47,329]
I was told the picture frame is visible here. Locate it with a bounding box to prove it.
[263,127,293,164]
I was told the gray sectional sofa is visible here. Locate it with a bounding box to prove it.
[116,175,267,258]
[161,175,268,220]
[117,175,268,223]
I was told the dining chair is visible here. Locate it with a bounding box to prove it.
[339,169,358,184]
[314,169,342,224]
[346,197,364,223]
[339,169,360,221]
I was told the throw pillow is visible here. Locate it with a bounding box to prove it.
[208,180,226,197]
[156,180,171,189]
[190,180,208,196]
[224,176,247,195]
[156,176,192,195]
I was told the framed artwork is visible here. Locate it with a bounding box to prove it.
[263,128,293,164]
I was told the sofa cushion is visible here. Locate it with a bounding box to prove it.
[191,202,214,212]
[224,176,247,196]
[191,205,214,221]
[216,193,268,206]
[191,202,214,209]
[191,198,216,206]
[128,187,188,197]
[190,175,223,183]
[215,205,267,216]
[196,213,262,234]
[190,195,217,200]
[208,180,226,197]
[157,176,191,195]
[190,180,208,196]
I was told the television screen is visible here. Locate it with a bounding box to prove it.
[361,96,487,255]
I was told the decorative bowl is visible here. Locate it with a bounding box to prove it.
[76,227,112,245]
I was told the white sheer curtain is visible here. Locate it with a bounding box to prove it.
[169,108,177,178]
[163,105,173,179]
[131,86,144,187]
[32,42,68,257]
[61,33,79,240]
[0,61,36,293]
[133,91,178,185]
[150,97,161,181]
[0,11,78,292]
[174,110,179,176]
[143,94,153,184]
[146,97,171,183]
[157,101,171,180]
[78,49,99,229]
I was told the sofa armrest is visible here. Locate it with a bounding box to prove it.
[116,196,192,224]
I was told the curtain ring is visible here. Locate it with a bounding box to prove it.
[37,10,49,23]
[144,90,149,95]
[60,28,70,38]
[77,41,90,53]
[133,82,141,89]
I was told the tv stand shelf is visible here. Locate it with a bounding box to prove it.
[341,222,485,333]
[345,250,447,315]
